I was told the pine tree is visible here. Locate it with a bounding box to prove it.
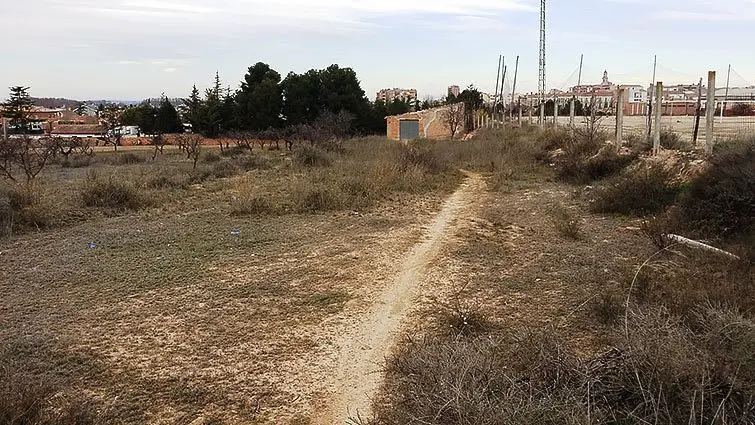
[187,84,204,133]
[156,96,183,133]
[2,86,34,134]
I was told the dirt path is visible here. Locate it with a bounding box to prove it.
[316,172,486,424]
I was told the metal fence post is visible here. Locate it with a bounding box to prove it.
[616,87,625,154]
[705,71,716,154]
[653,82,663,154]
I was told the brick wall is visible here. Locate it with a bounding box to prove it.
[386,105,464,141]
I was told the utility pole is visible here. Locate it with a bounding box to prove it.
[720,64,731,122]
[693,77,703,145]
[510,56,520,120]
[538,0,547,127]
[570,54,583,126]
[494,55,502,112]
[647,55,657,141]
[500,64,508,125]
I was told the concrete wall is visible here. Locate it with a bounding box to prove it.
[386,105,462,141]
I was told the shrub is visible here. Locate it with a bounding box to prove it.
[115,152,147,165]
[0,186,50,235]
[551,206,582,240]
[0,361,98,425]
[231,194,277,216]
[591,285,624,325]
[556,151,637,184]
[660,130,692,151]
[147,171,189,190]
[233,154,270,171]
[60,154,92,168]
[202,151,221,163]
[220,145,247,158]
[293,186,341,212]
[293,146,332,168]
[80,172,150,211]
[210,161,238,178]
[396,145,448,174]
[679,139,754,239]
[591,163,682,216]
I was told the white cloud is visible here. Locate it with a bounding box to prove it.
[164,68,177,73]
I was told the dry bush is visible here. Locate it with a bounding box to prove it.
[591,284,624,325]
[0,186,51,235]
[630,251,754,317]
[0,360,98,425]
[678,138,754,240]
[660,130,692,151]
[230,194,277,216]
[80,172,151,212]
[375,309,755,425]
[395,144,449,175]
[113,152,148,166]
[202,151,221,163]
[60,154,92,169]
[372,329,590,425]
[550,206,582,240]
[590,163,682,216]
[556,150,637,185]
[146,169,190,190]
[209,160,239,178]
[429,295,494,338]
[293,146,332,168]
[233,154,271,171]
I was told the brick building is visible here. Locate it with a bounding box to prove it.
[386,105,465,141]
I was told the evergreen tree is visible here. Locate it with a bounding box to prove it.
[2,86,34,134]
[156,96,184,133]
[187,84,204,133]
[281,70,322,126]
[137,100,158,135]
[235,62,282,131]
[201,72,224,138]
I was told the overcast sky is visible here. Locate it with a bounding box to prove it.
[1,0,754,101]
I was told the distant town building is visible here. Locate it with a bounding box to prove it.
[376,88,417,103]
[447,85,461,98]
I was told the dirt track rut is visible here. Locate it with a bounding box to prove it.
[317,172,486,423]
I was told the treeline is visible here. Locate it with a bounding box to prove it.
[124,63,416,138]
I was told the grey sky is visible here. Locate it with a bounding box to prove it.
[1,0,753,100]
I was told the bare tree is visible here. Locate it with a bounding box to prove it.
[260,127,282,150]
[55,136,94,160]
[229,130,257,151]
[0,136,19,181]
[442,103,465,139]
[176,133,203,169]
[100,106,123,151]
[150,132,165,160]
[569,96,606,147]
[0,136,56,183]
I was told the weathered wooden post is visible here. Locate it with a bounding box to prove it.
[653,82,663,154]
[616,86,625,154]
[705,71,716,154]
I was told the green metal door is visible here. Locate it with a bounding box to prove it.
[399,120,420,140]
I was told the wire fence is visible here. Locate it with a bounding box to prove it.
[487,62,755,150]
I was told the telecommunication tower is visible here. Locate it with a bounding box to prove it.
[538,0,546,106]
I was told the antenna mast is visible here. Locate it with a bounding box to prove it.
[538,0,547,123]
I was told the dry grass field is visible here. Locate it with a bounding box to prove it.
[1,129,753,425]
